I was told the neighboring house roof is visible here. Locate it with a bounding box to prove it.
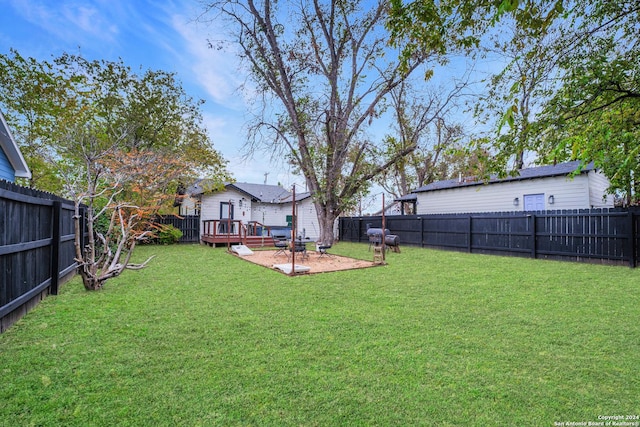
[186,179,312,204]
[396,193,417,202]
[372,201,402,216]
[410,161,594,194]
[0,110,31,179]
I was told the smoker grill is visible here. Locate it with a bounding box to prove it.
[366,228,389,245]
[384,234,399,247]
[366,228,400,252]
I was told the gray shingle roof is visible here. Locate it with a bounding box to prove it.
[187,180,312,204]
[411,161,595,194]
[228,182,291,202]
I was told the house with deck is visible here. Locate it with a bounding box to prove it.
[0,110,31,183]
[178,181,320,247]
[397,161,614,215]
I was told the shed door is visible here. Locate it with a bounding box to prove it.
[524,193,545,211]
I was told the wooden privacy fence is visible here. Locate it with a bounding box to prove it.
[339,209,640,267]
[152,214,200,243]
[0,180,85,332]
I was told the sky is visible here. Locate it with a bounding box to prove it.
[0,0,496,213]
[0,0,297,186]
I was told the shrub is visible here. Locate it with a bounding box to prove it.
[155,224,183,244]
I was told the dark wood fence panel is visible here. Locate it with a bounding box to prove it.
[1,180,82,332]
[339,208,640,267]
[153,215,200,243]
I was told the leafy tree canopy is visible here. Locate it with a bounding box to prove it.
[0,49,230,198]
[390,0,640,203]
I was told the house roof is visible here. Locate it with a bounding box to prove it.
[187,180,312,204]
[228,182,291,202]
[396,193,417,202]
[0,110,31,179]
[410,161,594,194]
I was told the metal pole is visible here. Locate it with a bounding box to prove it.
[290,185,296,275]
[381,193,386,261]
[227,199,231,252]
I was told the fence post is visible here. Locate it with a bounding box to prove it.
[627,211,636,268]
[50,201,61,295]
[530,214,537,259]
[467,215,472,253]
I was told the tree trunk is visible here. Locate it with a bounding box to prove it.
[315,201,339,245]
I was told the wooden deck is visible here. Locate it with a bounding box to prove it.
[200,220,276,248]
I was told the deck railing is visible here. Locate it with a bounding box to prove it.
[201,219,274,246]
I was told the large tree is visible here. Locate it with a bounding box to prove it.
[537,2,640,204]
[0,50,229,196]
[390,1,640,202]
[0,51,230,289]
[198,0,443,244]
[472,20,560,171]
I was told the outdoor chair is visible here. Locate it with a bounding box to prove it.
[273,236,288,257]
[287,240,308,261]
[316,242,333,258]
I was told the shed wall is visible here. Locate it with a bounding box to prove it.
[415,174,611,214]
[588,170,614,207]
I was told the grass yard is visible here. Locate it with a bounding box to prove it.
[1,243,639,426]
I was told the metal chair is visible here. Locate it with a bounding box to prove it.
[316,242,332,258]
[287,240,308,260]
[273,236,288,256]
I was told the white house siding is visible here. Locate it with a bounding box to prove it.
[296,198,320,240]
[179,195,199,216]
[199,192,320,240]
[200,189,245,235]
[415,174,612,215]
[588,170,614,208]
[251,202,289,227]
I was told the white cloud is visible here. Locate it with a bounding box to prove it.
[10,0,119,44]
[169,12,249,108]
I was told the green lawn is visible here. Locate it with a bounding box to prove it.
[1,243,638,426]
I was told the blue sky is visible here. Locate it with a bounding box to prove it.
[0,0,288,185]
[0,0,496,213]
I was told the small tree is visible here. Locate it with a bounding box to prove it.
[1,51,230,289]
[376,79,469,201]
[64,125,201,290]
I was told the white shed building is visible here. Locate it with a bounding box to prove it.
[403,161,614,215]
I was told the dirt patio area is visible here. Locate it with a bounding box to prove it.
[233,247,379,274]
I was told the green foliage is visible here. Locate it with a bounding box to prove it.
[0,49,231,289]
[0,49,230,194]
[388,0,639,202]
[154,224,183,245]
[0,243,638,424]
